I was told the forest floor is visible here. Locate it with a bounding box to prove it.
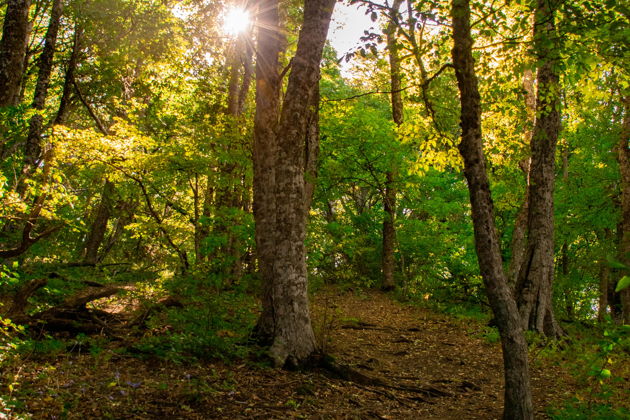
[0,287,612,419]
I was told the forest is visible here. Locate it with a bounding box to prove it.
[0,0,628,417]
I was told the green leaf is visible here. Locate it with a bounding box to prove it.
[606,255,628,270]
[615,276,630,293]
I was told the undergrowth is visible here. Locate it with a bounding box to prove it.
[540,321,630,419]
[130,273,260,363]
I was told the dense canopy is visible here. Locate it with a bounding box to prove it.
[1,0,628,417]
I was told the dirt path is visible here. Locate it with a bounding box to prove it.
[6,288,572,419]
[309,289,570,419]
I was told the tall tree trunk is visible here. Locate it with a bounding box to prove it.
[254,0,335,367]
[598,256,610,322]
[560,143,573,319]
[616,94,630,324]
[21,0,63,184]
[82,180,115,265]
[381,0,403,291]
[451,0,533,418]
[0,0,32,107]
[54,24,82,125]
[514,0,563,338]
[196,180,214,262]
[252,0,284,342]
[507,68,535,289]
[217,27,254,280]
[99,199,137,262]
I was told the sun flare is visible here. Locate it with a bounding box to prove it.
[223,7,251,37]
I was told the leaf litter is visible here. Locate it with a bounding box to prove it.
[2,288,578,419]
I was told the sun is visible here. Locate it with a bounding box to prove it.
[223,7,251,37]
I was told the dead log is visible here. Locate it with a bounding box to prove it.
[27,286,121,334]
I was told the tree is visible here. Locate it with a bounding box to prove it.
[381,0,404,291]
[21,0,64,187]
[514,0,563,337]
[253,0,336,366]
[0,0,31,107]
[451,0,533,417]
[616,94,630,324]
[211,21,254,279]
[252,0,283,344]
[506,68,535,289]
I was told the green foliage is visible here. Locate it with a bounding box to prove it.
[615,276,630,293]
[132,280,258,363]
[0,262,21,290]
[548,400,630,420]
[0,317,25,362]
[480,326,501,344]
[0,315,27,419]
[17,336,66,357]
[544,322,630,419]
[0,3,628,418]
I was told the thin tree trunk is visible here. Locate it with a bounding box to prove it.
[99,199,137,262]
[0,0,31,107]
[20,0,63,184]
[381,0,403,291]
[196,179,213,261]
[82,180,114,265]
[560,143,573,319]
[616,94,630,324]
[598,258,610,322]
[0,147,60,258]
[451,0,533,418]
[507,68,535,289]
[238,40,254,115]
[214,28,254,280]
[514,0,563,338]
[54,25,82,125]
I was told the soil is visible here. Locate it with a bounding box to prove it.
[3,288,576,419]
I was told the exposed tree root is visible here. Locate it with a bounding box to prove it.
[353,383,416,407]
[340,321,392,331]
[314,353,451,399]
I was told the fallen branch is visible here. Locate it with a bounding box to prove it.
[128,296,183,328]
[353,383,416,407]
[26,286,121,334]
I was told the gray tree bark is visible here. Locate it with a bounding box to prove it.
[253,0,335,367]
[507,68,535,289]
[252,0,284,342]
[514,0,563,338]
[451,0,533,418]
